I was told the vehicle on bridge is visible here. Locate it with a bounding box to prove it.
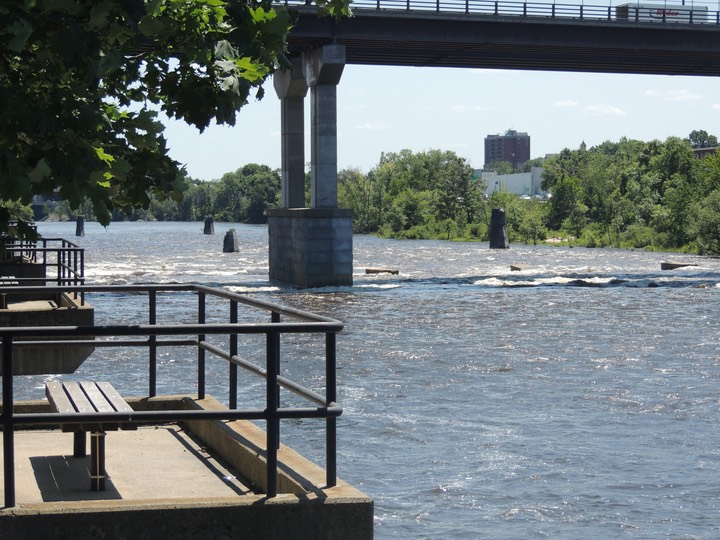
[616,3,708,23]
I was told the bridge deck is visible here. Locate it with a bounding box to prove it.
[283,1,720,76]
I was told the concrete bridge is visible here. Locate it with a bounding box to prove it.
[268,0,720,287]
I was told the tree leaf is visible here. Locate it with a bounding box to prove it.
[6,18,33,52]
[28,158,51,184]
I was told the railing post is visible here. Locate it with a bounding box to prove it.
[197,291,206,400]
[57,247,63,286]
[406,0,410,10]
[271,311,280,448]
[229,300,238,408]
[266,328,280,497]
[551,3,555,17]
[3,336,15,508]
[579,5,583,18]
[325,332,337,488]
[79,250,85,305]
[494,1,498,14]
[523,2,527,16]
[149,290,157,397]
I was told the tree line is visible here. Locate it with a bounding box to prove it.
[43,130,720,254]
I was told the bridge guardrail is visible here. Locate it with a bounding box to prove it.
[280,0,720,25]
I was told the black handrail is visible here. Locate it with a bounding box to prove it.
[0,284,343,508]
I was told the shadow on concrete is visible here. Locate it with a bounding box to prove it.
[167,426,251,496]
[29,455,122,502]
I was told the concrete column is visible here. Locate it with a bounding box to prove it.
[274,58,308,208]
[303,45,345,209]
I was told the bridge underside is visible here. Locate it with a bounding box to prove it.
[286,9,720,76]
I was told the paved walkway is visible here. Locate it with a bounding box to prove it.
[2,425,253,504]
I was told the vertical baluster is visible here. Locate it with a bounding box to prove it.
[198,291,206,400]
[3,336,15,508]
[326,332,337,488]
[266,328,280,497]
[149,290,157,397]
[229,300,238,408]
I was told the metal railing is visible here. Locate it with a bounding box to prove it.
[281,0,720,25]
[0,235,85,298]
[0,284,343,507]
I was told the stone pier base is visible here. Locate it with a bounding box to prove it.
[267,208,353,288]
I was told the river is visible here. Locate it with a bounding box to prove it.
[26,221,720,538]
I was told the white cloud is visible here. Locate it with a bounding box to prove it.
[712,104,720,111]
[645,89,702,102]
[583,104,627,116]
[665,90,702,102]
[553,100,578,108]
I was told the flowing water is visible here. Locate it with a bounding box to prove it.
[24,221,720,538]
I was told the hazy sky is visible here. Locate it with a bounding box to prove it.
[162,63,720,181]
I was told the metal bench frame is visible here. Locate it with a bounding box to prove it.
[45,381,136,491]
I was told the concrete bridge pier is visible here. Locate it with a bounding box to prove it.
[268,45,353,288]
[273,57,307,209]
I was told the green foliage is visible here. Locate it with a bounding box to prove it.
[687,129,718,149]
[0,0,349,235]
[484,160,513,175]
[340,149,486,239]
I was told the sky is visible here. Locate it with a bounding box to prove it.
[161,64,720,181]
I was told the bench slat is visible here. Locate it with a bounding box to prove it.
[79,381,114,413]
[45,381,76,414]
[62,381,95,413]
[96,381,134,413]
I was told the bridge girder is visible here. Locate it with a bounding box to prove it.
[285,9,720,76]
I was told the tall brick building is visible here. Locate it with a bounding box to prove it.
[484,130,530,169]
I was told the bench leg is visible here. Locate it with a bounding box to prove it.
[90,431,106,491]
[73,431,86,457]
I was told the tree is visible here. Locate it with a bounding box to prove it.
[689,189,720,254]
[484,161,513,175]
[338,168,377,233]
[0,0,349,236]
[518,199,547,245]
[687,130,718,149]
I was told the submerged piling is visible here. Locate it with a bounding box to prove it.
[223,229,239,253]
[489,208,509,249]
[203,217,214,235]
[75,216,85,237]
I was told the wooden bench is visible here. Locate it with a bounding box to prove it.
[45,381,136,491]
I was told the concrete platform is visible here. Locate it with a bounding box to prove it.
[4,425,253,503]
[0,396,373,540]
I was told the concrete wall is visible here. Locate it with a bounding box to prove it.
[0,295,94,375]
[267,208,353,288]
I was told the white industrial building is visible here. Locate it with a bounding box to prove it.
[480,167,548,197]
